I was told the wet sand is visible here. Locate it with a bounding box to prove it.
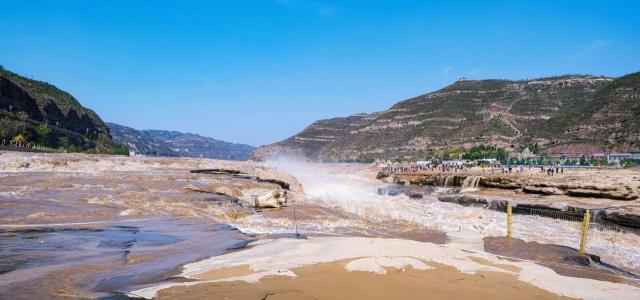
[156,260,574,300]
[483,236,637,284]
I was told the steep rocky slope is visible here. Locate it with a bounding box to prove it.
[0,66,113,151]
[108,123,255,160]
[255,73,640,160]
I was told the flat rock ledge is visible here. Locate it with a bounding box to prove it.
[381,172,638,201]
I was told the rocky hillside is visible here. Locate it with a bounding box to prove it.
[108,123,255,160]
[254,72,640,161]
[0,66,113,151]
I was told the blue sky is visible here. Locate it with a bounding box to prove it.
[1,0,639,146]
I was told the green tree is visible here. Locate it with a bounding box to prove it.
[530,143,540,154]
[0,124,7,139]
[1,118,18,138]
[35,124,52,144]
[461,144,508,160]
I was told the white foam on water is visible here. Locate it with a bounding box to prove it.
[263,157,640,272]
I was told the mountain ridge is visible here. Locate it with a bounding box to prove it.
[254,73,639,161]
[108,122,255,160]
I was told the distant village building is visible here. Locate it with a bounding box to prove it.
[442,159,466,166]
[592,152,608,159]
[517,147,538,160]
[416,160,432,166]
[477,158,499,166]
[608,152,640,163]
[548,153,583,161]
[129,151,136,157]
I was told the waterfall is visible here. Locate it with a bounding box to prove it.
[444,175,455,187]
[461,176,481,189]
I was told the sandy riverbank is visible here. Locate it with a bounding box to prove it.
[131,237,640,300]
[156,260,569,300]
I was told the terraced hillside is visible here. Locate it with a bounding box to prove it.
[254,72,640,160]
[0,66,113,151]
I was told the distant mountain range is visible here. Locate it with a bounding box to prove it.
[254,72,640,161]
[107,123,255,160]
[0,66,113,151]
[0,65,255,160]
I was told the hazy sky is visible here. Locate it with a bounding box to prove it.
[1,0,639,146]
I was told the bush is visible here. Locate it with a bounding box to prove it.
[110,145,130,156]
[621,159,639,168]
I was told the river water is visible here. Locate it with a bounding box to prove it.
[0,218,253,299]
[264,159,640,275]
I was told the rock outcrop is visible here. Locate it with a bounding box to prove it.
[254,190,288,209]
[188,168,296,209]
[388,172,639,201]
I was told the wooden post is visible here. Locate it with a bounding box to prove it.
[507,202,512,240]
[579,210,591,256]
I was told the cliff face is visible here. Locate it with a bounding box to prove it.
[108,123,256,160]
[255,73,640,161]
[0,67,112,151]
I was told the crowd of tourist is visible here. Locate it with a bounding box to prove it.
[382,161,566,176]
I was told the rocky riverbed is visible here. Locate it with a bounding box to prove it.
[379,168,640,229]
[0,151,303,298]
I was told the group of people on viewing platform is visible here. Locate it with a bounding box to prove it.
[381,160,571,175]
